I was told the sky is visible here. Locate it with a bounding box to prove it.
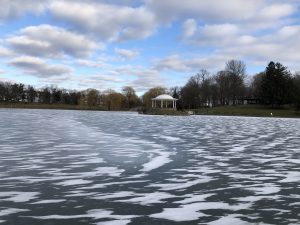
[0,0,300,94]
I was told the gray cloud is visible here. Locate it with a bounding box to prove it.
[9,56,72,77]
[0,0,47,22]
[8,25,100,58]
[146,0,266,23]
[49,1,157,42]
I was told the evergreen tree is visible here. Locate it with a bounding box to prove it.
[260,61,293,107]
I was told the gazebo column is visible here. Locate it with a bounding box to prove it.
[152,100,154,108]
[161,100,163,108]
[172,100,174,109]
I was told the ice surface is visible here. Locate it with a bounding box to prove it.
[1,110,299,224]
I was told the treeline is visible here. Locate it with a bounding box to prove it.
[0,83,141,110]
[143,60,300,110]
[1,60,300,110]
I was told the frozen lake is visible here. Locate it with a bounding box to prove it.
[0,109,300,225]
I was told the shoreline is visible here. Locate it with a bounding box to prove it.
[1,103,299,118]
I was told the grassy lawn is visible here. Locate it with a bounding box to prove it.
[141,108,189,116]
[194,105,300,118]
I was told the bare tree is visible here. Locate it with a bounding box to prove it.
[122,86,138,108]
[226,60,246,77]
[198,69,209,83]
[225,60,246,104]
[214,71,231,105]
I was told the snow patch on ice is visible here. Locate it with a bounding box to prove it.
[141,152,172,172]
[116,192,175,205]
[245,185,280,195]
[148,178,212,191]
[0,208,29,217]
[31,209,138,221]
[56,179,92,186]
[160,135,181,142]
[0,192,39,202]
[31,199,66,204]
[96,220,131,225]
[150,202,251,222]
[206,214,251,225]
[175,193,214,204]
[150,205,206,221]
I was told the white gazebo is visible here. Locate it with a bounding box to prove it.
[152,94,178,109]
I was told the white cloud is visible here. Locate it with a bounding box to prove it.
[130,69,165,92]
[259,4,295,20]
[9,56,73,77]
[0,46,14,57]
[8,25,100,58]
[154,54,228,73]
[106,65,165,92]
[79,74,123,84]
[218,25,300,69]
[167,1,298,44]
[49,1,157,42]
[241,3,297,31]
[115,48,139,59]
[181,19,197,39]
[172,25,300,73]
[39,74,74,85]
[154,55,189,72]
[76,59,108,68]
[67,73,125,90]
[0,77,16,83]
[189,23,239,46]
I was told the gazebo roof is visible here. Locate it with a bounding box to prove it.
[152,94,177,100]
